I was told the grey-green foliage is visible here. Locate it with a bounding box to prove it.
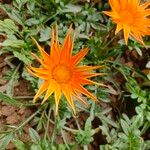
[99,76,150,150]
[75,116,95,146]
[126,77,150,103]
[4,64,20,96]
[13,139,27,150]
[0,0,150,149]
[100,114,150,150]
[0,18,33,65]
[126,77,150,122]
[0,133,14,150]
[13,128,74,150]
[0,0,106,72]
[0,0,43,65]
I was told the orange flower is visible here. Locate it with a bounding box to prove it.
[103,0,150,45]
[27,26,103,114]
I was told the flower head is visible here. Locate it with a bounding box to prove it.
[103,0,150,45]
[27,26,103,114]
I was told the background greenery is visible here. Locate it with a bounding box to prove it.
[0,0,150,149]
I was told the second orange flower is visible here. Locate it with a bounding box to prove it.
[103,0,150,46]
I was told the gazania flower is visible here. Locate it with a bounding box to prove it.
[103,0,150,45]
[27,26,103,114]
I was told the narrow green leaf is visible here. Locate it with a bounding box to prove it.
[13,139,26,150]
[0,19,18,34]
[6,64,20,97]
[29,128,40,143]
[120,119,130,135]
[13,51,32,65]
[1,39,25,48]
[0,133,14,150]
[10,10,24,26]
[0,92,22,107]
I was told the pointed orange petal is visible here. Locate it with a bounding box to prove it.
[54,86,62,115]
[54,24,60,51]
[77,78,96,85]
[123,25,130,45]
[131,31,145,46]
[103,11,114,17]
[29,66,49,75]
[115,23,123,34]
[50,28,60,59]
[134,24,150,35]
[83,73,106,78]
[31,53,45,65]
[77,66,101,71]
[141,0,150,9]
[55,24,59,44]
[73,91,88,106]
[62,85,76,114]
[136,18,150,27]
[26,67,48,79]
[77,78,104,86]
[142,9,150,17]
[109,0,119,10]
[119,0,128,10]
[32,38,50,62]
[33,81,49,103]
[61,26,74,60]
[42,80,57,103]
[50,28,54,46]
[109,0,114,7]
[131,0,140,6]
[71,48,89,65]
[74,84,98,102]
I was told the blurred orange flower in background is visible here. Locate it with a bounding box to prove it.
[103,0,150,46]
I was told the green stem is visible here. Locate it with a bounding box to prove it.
[13,96,34,99]
[103,32,118,49]
[48,118,78,133]
[61,129,70,150]
[15,108,41,132]
[74,116,81,131]
[63,126,78,133]
[51,115,57,144]
[141,122,150,135]
[0,108,42,140]
[44,107,52,140]
[83,145,88,150]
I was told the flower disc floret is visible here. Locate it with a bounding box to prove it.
[52,64,72,84]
